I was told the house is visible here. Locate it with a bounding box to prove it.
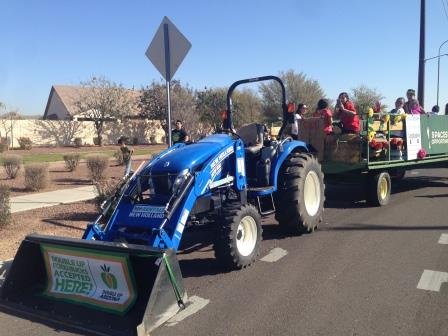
[43,85,142,120]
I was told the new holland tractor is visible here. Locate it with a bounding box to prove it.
[1,76,324,335]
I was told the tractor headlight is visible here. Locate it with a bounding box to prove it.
[172,169,190,195]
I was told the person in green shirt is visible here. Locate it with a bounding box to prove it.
[118,137,133,176]
[171,120,189,145]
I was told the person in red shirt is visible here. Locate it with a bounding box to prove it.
[313,99,333,134]
[334,92,360,133]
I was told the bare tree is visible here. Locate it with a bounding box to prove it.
[259,70,326,121]
[74,76,137,146]
[0,109,22,150]
[139,80,200,141]
[351,85,385,116]
[35,120,83,146]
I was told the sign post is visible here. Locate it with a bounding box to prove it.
[146,16,191,147]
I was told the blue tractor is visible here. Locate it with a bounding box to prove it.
[1,76,325,335]
[83,75,325,267]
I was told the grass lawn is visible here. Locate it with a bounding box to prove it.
[0,147,161,163]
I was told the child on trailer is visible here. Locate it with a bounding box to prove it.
[313,99,333,135]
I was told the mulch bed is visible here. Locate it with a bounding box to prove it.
[0,145,164,259]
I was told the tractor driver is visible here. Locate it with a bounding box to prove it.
[171,120,190,144]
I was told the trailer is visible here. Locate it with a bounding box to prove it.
[299,112,448,206]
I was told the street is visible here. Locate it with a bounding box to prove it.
[1,167,448,336]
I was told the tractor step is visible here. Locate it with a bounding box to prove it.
[247,185,274,196]
[255,193,276,216]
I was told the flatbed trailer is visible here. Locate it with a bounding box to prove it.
[300,113,448,205]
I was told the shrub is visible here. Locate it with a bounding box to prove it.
[2,154,22,179]
[18,137,32,150]
[86,155,109,182]
[132,137,138,145]
[24,163,49,191]
[74,137,82,148]
[94,180,119,209]
[0,143,7,153]
[0,184,12,227]
[63,153,80,172]
[113,149,124,166]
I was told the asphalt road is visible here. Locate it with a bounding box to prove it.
[1,167,448,336]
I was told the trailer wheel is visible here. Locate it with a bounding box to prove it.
[367,171,391,206]
[274,153,325,234]
[390,168,406,181]
[214,203,262,269]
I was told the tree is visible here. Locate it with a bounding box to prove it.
[259,70,326,122]
[195,87,228,131]
[35,120,82,146]
[139,80,200,142]
[232,88,263,127]
[351,85,385,116]
[0,109,22,149]
[74,76,137,146]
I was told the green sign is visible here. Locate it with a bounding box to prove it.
[41,244,137,314]
[420,115,448,155]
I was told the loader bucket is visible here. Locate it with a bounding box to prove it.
[0,234,186,336]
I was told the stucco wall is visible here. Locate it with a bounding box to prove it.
[1,119,166,148]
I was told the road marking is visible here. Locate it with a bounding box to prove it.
[438,234,448,244]
[417,270,448,292]
[261,247,288,263]
[165,295,209,327]
[410,171,419,175]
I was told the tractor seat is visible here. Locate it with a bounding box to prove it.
[237,123,264,155]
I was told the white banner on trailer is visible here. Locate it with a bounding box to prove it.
[406,115,422,160]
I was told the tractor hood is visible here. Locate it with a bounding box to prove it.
[151,134,233,174]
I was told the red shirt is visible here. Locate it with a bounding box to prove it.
[313,108,333,134]
[340,101,360,132]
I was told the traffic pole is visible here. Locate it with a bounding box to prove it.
[417,0,426,107]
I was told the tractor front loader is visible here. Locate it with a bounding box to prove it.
[1,76,324,335]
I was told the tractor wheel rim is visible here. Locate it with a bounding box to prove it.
[379,176,388,199]
[304,171,321,217]
[236,215,257,257]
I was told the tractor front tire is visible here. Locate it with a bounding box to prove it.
[275,153,325,234]
[214,203,262,269]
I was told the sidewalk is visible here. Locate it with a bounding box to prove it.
[10,185,97,213]
[8,155,151,214]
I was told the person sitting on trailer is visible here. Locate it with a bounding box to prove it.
[431,105,440,115]
[313,99,333,135]
[404,89,425,115]
[390,97,406,115]
[290,103,307,139]
[334,92,360,134]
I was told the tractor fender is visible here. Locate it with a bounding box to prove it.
[270,140,310,190]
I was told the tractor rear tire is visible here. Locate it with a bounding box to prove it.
[366,171,391,206]
[275,152,325,234]
[214,203,262,269]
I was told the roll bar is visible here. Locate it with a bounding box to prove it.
[223,76,289,137]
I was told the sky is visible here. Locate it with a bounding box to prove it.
[1,0,448,115]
